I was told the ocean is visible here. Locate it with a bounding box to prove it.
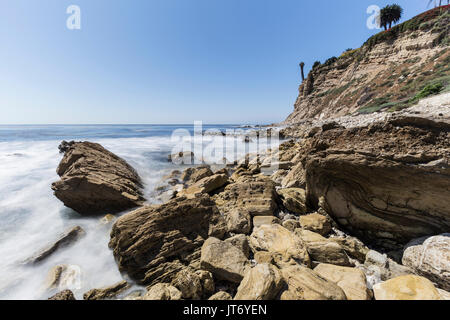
[0,124,277,300]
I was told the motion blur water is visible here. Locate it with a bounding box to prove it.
[0,124,275,300]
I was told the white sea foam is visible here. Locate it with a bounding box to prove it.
[0,131,279,299]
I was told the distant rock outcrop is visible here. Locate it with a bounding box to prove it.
[52,141,145,215]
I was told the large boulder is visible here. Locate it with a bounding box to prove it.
[305,118,450,249]
[279,265,347,300]
[109,195,226,284]
[249,224,310,267]
[52,141,145,215]
[402,234,450,290]
[373,275,442,300]
[200,237,249,283]
[234,264,284,300]
[314,264,370,300]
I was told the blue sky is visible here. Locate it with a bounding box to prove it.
[0,0,430,124]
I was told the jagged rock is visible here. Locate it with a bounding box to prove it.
[200,237,249,283]
[249,224,310,267]
[83,281,130,300]
[209,291,232,300]
[143,283,182,300]
[234,264,283,300]
[225,234,251,258]
[178,174,228,198]
[305,117,450,249]
[314,264,370,300]
[109,195,226,284]
[196,270,215,297]
[168,151,195,164]
[270,169,288,185]
[181,166,214,184]
[299,213,332,236]
[253,216,281,228]
[171,268,204,300]
[52,141,144,215]
[438,288,450,300]
[296,229,351,267]
[373,275,442,300]
[402,234,450,290]
[329,236,369,263]
[225,209,251,235]
[48,290,76,300]
[279,265,347,300]
[277,188,308,214]
[28,226,85,264]
[213,176,278,217]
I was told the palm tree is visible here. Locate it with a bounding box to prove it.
[380,4,403,30]
[299,62,305,81]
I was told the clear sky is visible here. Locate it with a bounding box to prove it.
[0,0,430,124]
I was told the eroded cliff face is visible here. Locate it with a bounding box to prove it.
[285,7,449,123]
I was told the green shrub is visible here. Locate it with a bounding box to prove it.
[410,82,444,103]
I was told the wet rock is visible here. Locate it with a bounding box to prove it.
[168,151,195,164]
[28,226,85,264]
[277,188,308,214]
[373,275,442,300]
[299,213,332,236]
[200,237,249,283]
[402,234,450,290]
[234,264,283,300]
[48,290,76,300]
[52,141,144,215]
[279,265,347,300]
[83,280,130,300]
[44,264,81,291]
[109,195,226,284]
[314,264,371,300]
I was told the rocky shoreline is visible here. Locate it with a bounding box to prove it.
[46,100,450,300]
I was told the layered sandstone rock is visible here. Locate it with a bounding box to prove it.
[109,195,226,285]
[52,141,145,215]
[234,264,283,300]
[373,275,442,300]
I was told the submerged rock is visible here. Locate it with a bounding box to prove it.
[52,141,145,215]
[48,290,76,300]
[27,226,85,264]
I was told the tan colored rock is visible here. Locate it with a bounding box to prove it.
[181,166,213,184]
[277,188,308,214]
[330,236,369,263]
[402,234,450,291]
[282,219,300,232]
[179,174,228,198]
[209,291,232,300]
[299,213,332,236]
[373,275,442,300]
[250,224,310,267]
[52,141,144,215]
[225,234,251,258]
[196,270,215,297]
[253,216,281,228]
[314,264,370,300]
[296,229,351,266]
[213,177,278,216]
[225,209,251,235]
[438,288,450,300]
[280,265,347,300]
[83,280,130,300]
[143,283,182,300]
[44,264,81,291]
[109,195,225,285]
[235,264,283,300]
[171,268,204,300]
[200,237,249,283]
[281,162,306,189]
